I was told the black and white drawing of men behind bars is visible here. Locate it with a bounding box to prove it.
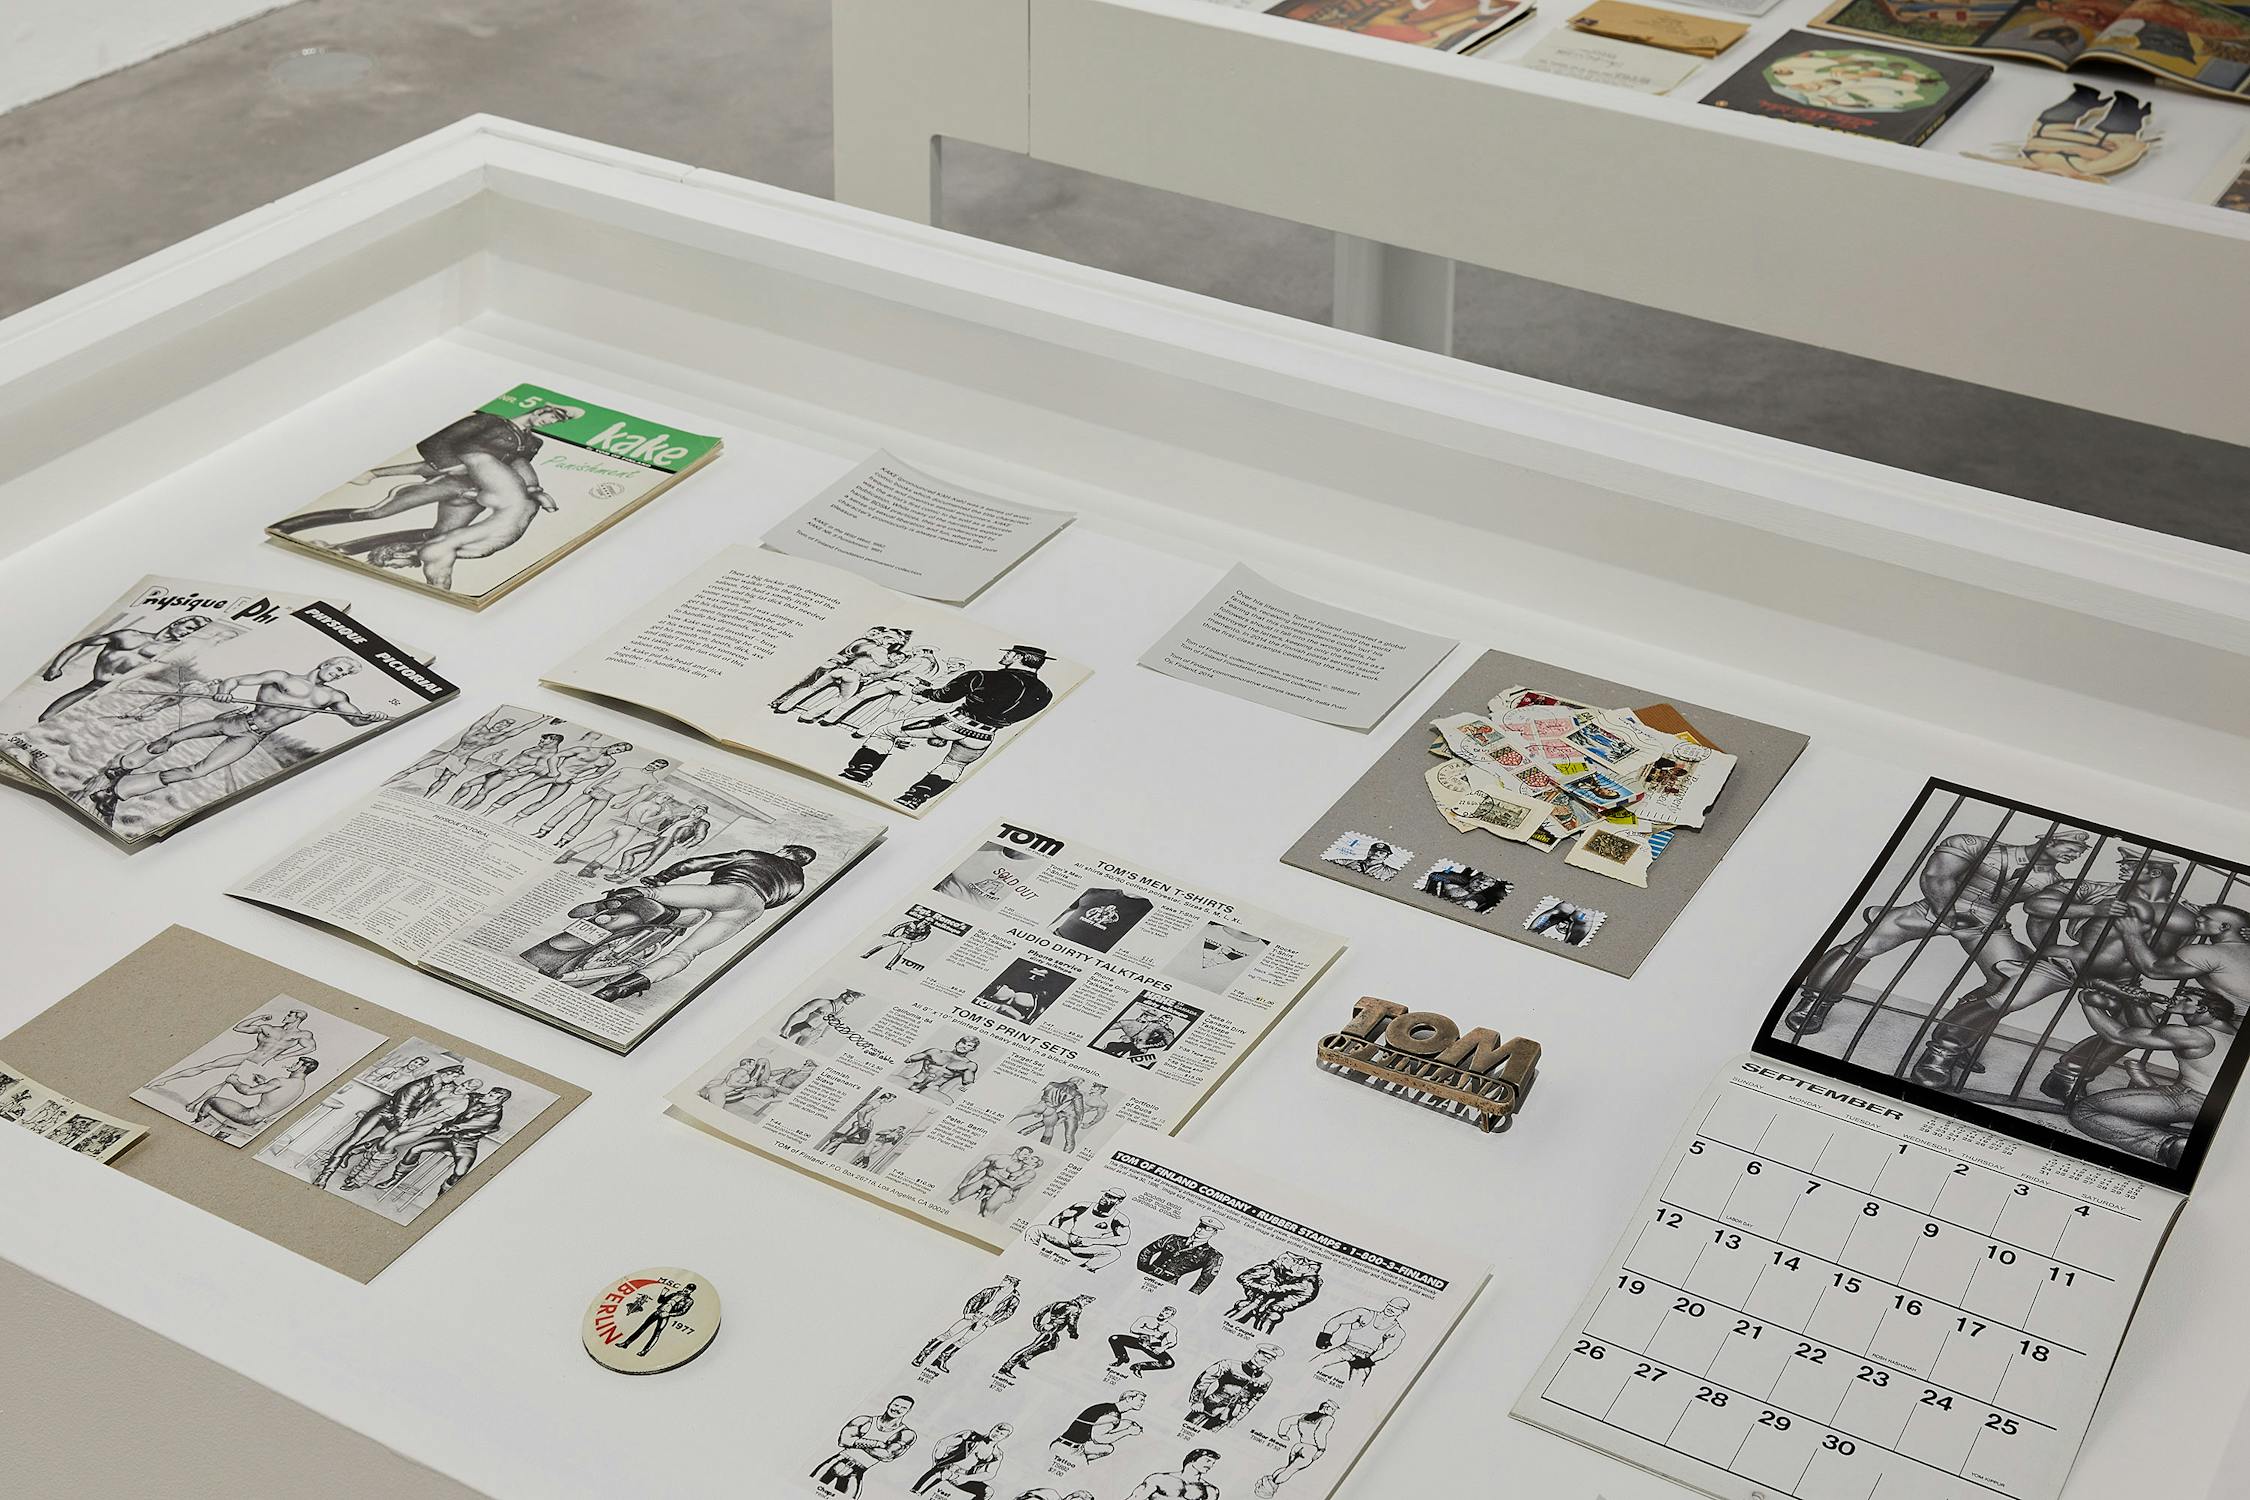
[1763,782,2250,1187]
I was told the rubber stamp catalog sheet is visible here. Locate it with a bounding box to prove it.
[802,1126,1483,1500]
[668,821,1346,1249]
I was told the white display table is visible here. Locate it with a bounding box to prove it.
[1,118,2246,1499]
[833,0,2250,442]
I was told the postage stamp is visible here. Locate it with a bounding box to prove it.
[1525,897,1607,947]
[1417,860,1513,913]
[1320,831,1413,882]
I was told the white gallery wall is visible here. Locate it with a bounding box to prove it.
[0,0,300,114]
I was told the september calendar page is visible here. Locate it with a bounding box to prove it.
[1515,780,2250,1500]
[1513,1057,2181,1500]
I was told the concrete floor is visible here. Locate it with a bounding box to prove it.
[0,0,2240,548]
[0,1260,477,1499]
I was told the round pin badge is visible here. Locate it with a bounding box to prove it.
[583,1267,720,1375]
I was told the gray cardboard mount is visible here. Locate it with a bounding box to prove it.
[1282,650,1807,977]
[2,927,587,1282]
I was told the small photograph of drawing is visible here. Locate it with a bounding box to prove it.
[1160,921,1271,993]
[934,839,1044,910]
[972,958,1078,1025]
[694,1038,822,1123]
[1089,994,1204,1070]
[255,1038,558,1224]
[859,905,973,975]
[814,1085,935,1176]
[949,1142,1049,1220]
[1004,1073,1113,1153]
[133,996,387,1147]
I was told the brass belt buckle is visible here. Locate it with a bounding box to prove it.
[1316,996,1541,1133]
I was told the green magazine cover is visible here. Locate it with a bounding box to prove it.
[268,382,722,610]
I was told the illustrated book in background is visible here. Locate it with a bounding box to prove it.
[232,704,885,1052]
[0,601,455,845]
[1567,0,1751,54]
[1702,31,1992,145]
[803,1126,1482,1499]
[1815,0,2250,101]
[669,819,1345,1248]
[1514,780,2250,1500]
[0,575,331,790]
[543,547,1090,817]
[267,383,722,609]
[1266,0,1535,51]
[0,927,586,1283]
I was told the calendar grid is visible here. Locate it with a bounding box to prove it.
[1655,1179,2094,1358]
[1543,1333,2024,1500]
[1614,1263,2062,1428]
[1519,1059,2183,1500]
[1747,1088,2144,1221]
[1685,1133,2118,1284]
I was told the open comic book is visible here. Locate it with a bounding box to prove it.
[0,576,330,790]
[1,601,454,844]
[1815,0,2250,101]
[668,821,1345,1247]
[1515,781,2250,1500]
[544,548,1089,816]
[266,383,722,609]
[804,1127,1482,1499]
[231,705,885,1052]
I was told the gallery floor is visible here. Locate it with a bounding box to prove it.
[1,0,2245,552]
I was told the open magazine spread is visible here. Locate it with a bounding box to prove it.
[231,705,885,1051]
[543,548,1090,816]
[806,1127,1482,1499]
[1814,0,2250,101]
[1,601,454,844]
[266,383,722,609]
[668,822,1345,1247]
[1514,782,2250,1500]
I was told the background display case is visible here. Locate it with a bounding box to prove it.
[834,0,2250,442]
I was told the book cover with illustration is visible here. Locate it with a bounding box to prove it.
[1703,31,1991,145]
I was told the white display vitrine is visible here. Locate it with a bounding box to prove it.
[1,117,2247,1499]
[833,0,2250,442]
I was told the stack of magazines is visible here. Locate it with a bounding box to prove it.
[0,575,454,844]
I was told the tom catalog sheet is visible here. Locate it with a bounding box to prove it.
[669,821,1345,1248]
